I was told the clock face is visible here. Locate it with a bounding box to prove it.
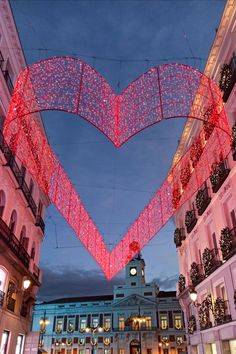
[130,267,137,276]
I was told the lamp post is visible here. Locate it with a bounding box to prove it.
[86,325,103,354]
[38,310,50,351]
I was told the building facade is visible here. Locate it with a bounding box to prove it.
[31,255,187,354]
[174,1,236,354]
[0,1,49,354]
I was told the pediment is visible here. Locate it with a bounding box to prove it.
[113,294,156,308]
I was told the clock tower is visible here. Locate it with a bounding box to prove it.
[125,253,146,288]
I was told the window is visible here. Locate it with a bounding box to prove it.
[80,319,87,330]
[104,350,110,354]
[38,201,43,216]
[15,335,24,354]
[6,281,17,312]
[145,317,151,330]
[67,319,74,332]
[55,319,63,333]
[20,226,29,251]
[0,190,6,218]
[131,282,136,286]
[104,318,111,330]
[0,330,10,354]
[79,338,85,345]
[20,165,26,179]
[29,179,34,195]
[9,210,17,234]
[31,242,36,260]
[92,317,99,328]
[174,315,182,329]
[116,294,124,298]
[118,316,124,331]
[160,315,168,330]
[79,350,84,354]
[119,350,125,354]
[144,292,153,296]
[147,350,152,354]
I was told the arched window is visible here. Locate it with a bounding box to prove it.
[0,190,6,218]
[31,241,36,260]
[6,280,17,312]
[9,210,17,234]
[20,226,29,251]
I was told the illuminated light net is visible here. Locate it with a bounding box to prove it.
[3,57,232,279]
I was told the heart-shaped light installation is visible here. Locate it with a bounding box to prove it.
[3,57,232,279]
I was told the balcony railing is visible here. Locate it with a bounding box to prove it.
[35,214,45,233]
[174,228,185,248]
[0,216,30,269]
[113,327,157,332]
[0,290,4,307]
[196,185,211,216]
[178,274,186,294]
[190,262,204,287]
[210,161,230,193]
[0,131,37,216]
[2,70,14,95]
[213,298,231,326]
[220,227,236,261]
[185,209,197,234]
[202,248,221,276]
[219,56,236,103]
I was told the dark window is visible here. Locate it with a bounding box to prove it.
[116,294,124,298]
[9,210,17,233]
[231,209,236,229]
[144,292,153,296]
[212,232,218,254]
[0,190,6,218]
[131,282,136,286]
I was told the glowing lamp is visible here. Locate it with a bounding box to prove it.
[189,289,198,303]
[23,278,31,290]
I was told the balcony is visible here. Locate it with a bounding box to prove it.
[185,209,197,234]
[213,298,231,326]
[199,296,212,331]
[0,216,30,269]
[2,70,14,95]
[0,290,4,307]
[0,131,37,217]
[210,161,230,193]
[188,315,196,335]
[196,185,211,216]
[174,228,185,248]
[202,248,221,276]
[178,274,186,294]
[190,262,204,287]
[219,56,236,103]
[220,227,236,261]
[35,214,45,233]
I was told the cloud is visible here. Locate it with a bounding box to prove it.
[37,264,123,302]
[37,264,178,302]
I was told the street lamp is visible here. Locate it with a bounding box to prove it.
[85,325,103,354]
[38,310,50,350]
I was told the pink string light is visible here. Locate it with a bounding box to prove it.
[3,57,232,279]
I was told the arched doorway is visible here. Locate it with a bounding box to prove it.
[130,339,141,354]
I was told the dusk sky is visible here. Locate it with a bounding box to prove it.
[10,0,226,301]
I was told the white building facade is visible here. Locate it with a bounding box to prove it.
[0,1,49,354]
[31,255,187,354]
[174,1,236,354]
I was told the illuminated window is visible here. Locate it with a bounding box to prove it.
[104,350,110,354]
[55,319,63,333]
[147,350,152,354]
[104,318,111,330]
[146,317,152,330]
[118,316,124,331]
[15,335,24,354]
[160,315,168,330]
[80,319,87,330]
[174,315,182,329]
[79,350,84,354]
[6,281,17,312]
[119,350,125,354]
[92,317,99,328]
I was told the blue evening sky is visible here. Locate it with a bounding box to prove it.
[10,0,226,300]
